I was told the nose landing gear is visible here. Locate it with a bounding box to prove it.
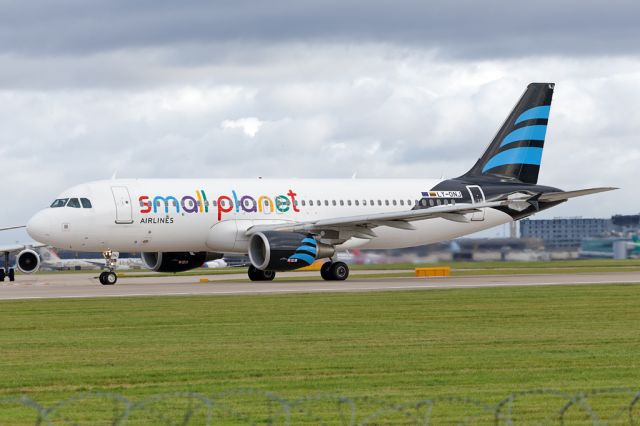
[1,252,15,282]
[99,250,118,285]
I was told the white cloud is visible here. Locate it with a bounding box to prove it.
[221,117,264,138]
[1,43,638,244]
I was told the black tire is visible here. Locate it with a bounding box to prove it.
[8,268,15,282]
[0,268,5,282]
[98,271,107,285]
[104,272,117,285]
[248,265,263,281]
[262,270,276,281]
[330,262,349,281]
[320,262,333,280]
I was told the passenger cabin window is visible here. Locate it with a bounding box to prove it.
[50,198,68,208]
[80,198,92,208]
[67,198,81,208]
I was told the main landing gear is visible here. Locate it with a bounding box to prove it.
[246,261,350,282]
[98,250,118,285]
[248,265,276,281]
[0,251,15,282]
[320,261,349,281]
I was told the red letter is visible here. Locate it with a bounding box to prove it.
[217,195,233,221]
[287,189,300,212]
[139,196,151,213]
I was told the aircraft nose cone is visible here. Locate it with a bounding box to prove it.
[26,210,52,242]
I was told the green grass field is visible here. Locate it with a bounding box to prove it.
[1,283,640,423]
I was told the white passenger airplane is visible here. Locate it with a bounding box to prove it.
[0,83,615,284]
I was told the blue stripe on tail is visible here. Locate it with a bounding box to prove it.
[482,147,543,172]
[500,125,547,147]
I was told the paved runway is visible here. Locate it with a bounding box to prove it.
[0,270,639,300]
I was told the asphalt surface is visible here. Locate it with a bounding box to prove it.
[0,270,639,300]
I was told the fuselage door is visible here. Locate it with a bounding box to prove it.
[111,186,134,224]
[466,185,485,221]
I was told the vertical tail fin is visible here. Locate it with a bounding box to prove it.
[462,82,554,184]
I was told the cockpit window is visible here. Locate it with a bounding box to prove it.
[80,198,92,208]
[50,198,68,208]
[67,198,81,208]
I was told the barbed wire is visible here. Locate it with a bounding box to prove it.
[1,387,639,425]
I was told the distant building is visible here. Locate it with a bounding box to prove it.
[520,217,612,249]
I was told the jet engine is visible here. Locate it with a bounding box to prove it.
[16,249,40,274]
[248,231,335,271]
[141,251,223,273]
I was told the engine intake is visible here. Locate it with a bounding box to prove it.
[141,252,223,273]
[16,249,40,273]
[248,231,334,271]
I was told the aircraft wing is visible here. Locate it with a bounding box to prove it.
[0,242,46,254]
[536,187,618,202]
[245,187,618,239]
[0,225,26,231]
[246,200,511,238]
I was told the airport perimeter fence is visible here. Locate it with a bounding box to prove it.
[2,387,640,425]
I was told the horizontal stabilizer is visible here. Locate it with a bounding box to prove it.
[537,187,618,202]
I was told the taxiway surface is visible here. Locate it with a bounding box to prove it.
[0,270,639,300]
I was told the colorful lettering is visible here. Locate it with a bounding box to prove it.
[258,196,274,213]
[153,196,180,214]
[139,196,151,213]
[138,189,301,222]
[217,195,233,221]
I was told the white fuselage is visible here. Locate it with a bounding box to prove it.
[26,179,513,254]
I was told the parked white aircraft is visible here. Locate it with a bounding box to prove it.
[37,247,144,271]
[1,83,615,284]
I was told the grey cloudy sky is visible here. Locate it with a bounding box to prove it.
[1,0,638,243]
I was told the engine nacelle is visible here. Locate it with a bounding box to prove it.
[248,231,335,271]
[141,252,223,273]
[16,249,40,274]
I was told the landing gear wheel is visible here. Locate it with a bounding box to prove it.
[320,262,333,281]
[104,272,117,285]
[0,268,5,282]
[248,265,262,281]
[262,270,276,281]
[248,265,276,281]
[8,268,15,282]
[99,271,117,285]
[330,262,349,281]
